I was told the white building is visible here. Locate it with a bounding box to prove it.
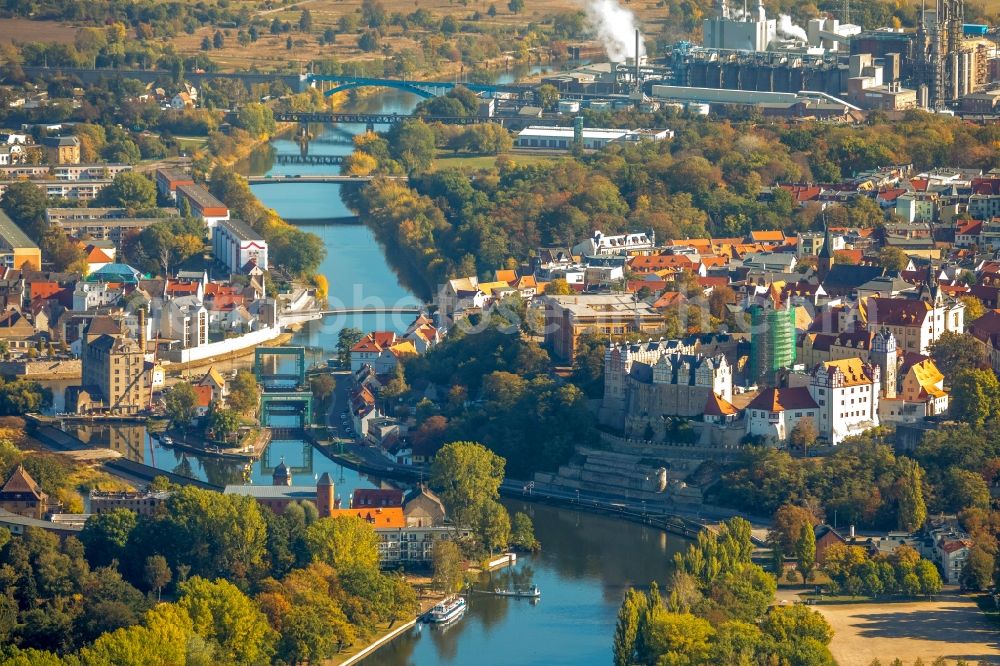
[746,357,880,445]
[160,296,209,349]
[572,230,656,257]
[212,218,268,274]
[864,292,964,355]
[514,126,672,151]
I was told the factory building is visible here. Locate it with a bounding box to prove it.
[702,0,776,52]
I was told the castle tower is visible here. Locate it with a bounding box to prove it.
[272,459,292,486]
[817,224,835,281]
[316,472,334,518]
[871,327,897,399]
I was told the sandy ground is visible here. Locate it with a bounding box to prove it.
[814,595,1000,666]
[0,18,78,44]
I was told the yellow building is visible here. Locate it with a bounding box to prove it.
[41,135,81,165]
[0,209,40,270]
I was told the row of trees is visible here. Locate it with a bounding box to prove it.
[712,437,927,532]
[614,517,836,665]
[822,543,942,599]
[0,483,417,664]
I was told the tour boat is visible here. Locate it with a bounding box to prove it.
[426,595,467,624]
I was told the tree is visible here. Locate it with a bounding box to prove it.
[165,382,198,428]
[915,558,942,597]
[960,295,986,323]
[207,401,240,444]
[201,35,212,51]
[962,544,994,590]
[790,417,818,455]
[431,441,505,530]
[508,0,525,13]
[950,368,1000,427]
[535,84,559,112]
[388,119,436,173]
[228,370,259,414]
[177,577,276,666]
[1,180,48,242]
[613,588,645,666]
[795,521,817,582]
[298,8,313,32]
[546,278,572,295]
[761,603,833,645]
[477,500,510,554]
[337,327,363,367]
[143,554,171,600]
[768,504,817,572]
[640,608,714,665]
[306,515,380,574]
[235,103,276,138]
[357,30,380,52]
[431,539,463,593]
[81,509,137,568]
[310,373,335,404]
[511,511,540,551]
[928,331,984,376]
[213,31,224,49]
[877,246,910,272]
[95,172,157,210]
[942,466,991,511]
[893,457,927,532]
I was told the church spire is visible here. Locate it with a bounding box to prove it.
[817,221,834,281]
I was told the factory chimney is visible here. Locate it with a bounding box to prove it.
[137,308,146,353]
[634,29,640,86]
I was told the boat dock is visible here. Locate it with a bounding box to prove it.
[486,552,517,571]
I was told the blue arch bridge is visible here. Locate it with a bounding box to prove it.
[300,74,533,99]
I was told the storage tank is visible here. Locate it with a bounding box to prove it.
[557,100,580,114]
[588,100,611,111]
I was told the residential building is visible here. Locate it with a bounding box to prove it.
[0,209,40,270]
[810,358,880,445]
[349,332,416,374]
[864,293,964,354]
[0,465,51,519]
[798,230,845,257]
[212,218,268,273]
[879,356,949,424]
[53,216,159,246]
[746,387,820,443]
[160,295,209,349]
[74,313,149,414]
[403,486,446,527]
[0,179,111,202]
[41,135,80,164]
[572,230,656,257]
[154,167,194,200]
[176,183,229,227]
[541,294,666,361]
[89,489,171,517]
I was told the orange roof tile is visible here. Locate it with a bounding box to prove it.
[327,507,405,528]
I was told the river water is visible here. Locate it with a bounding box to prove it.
[242,79,687,665]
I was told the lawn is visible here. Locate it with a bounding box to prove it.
[815,595,1000,666]
[434,151,562,170]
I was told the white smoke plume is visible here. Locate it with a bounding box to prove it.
[777,14,808,42]
[583,0,646,62]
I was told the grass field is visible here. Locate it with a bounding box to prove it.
[0,18,78,45]
[434,151,562,170]
[815,595,1000,666]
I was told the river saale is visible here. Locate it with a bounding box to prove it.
[246,81,687,663]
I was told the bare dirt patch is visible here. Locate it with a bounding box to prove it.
[0,18,78,44]
[815,595,1000,666]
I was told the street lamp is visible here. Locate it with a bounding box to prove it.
[575,489,580,504]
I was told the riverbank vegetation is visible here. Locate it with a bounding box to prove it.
[614,517,836,666]
[400,320,595,477]
[0,485,418,664]
[348,110,1000,293]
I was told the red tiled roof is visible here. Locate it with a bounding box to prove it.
[192,385,213,408]
[746,387,818,412]
[778,184,822,203]
[971,178,1000,195]
[704,393,738,416]
[628,255,694,272]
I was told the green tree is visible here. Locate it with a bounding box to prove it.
[310,373,336,404]
[915,558,942,597]
[337,327,363,367]
[81,509,138,568]
[298,8,313,32]
[712,620,764,665]
[305,515,380,574]
[388,119,436,173]
[95,172,157,210]
[893,457,927,532]
[961,544,995,590]
[165,382,198,428]
[236,103,276,138]
[511,512,540,551]
[789,417,818,455]
[641,608,714,665]
[613,588,645,666]
[178,577,276,666]
[207,401,241,444]
[535,84,559,111]
[546,278,572,295]
[943,466,991,511]
[0,180,48,242]
[213,30,224,49]
[950,368,1000,427]
[795,521,817,582]
[143,554,171,600]
[431,441,505,530]
[431,539,464,593]
[877,246,910,272]
[508,0,525,13]
[228,370,259,414]
[477,499,510,554]
[928,331,984,376]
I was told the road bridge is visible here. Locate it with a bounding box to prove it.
[272,110,497,125]
[275,154,345,165]
[302,74,533,99]
[247,175,408,185]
